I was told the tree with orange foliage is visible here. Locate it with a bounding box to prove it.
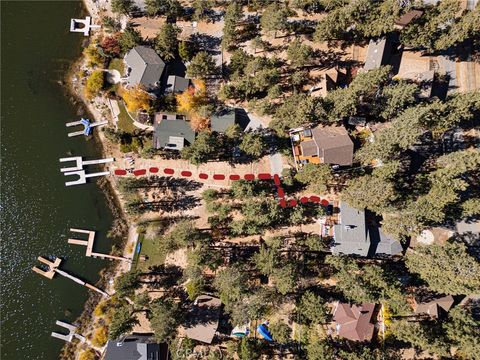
[176,80,211,131]
[120,85,151,113]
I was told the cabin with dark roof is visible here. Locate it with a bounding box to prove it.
[166,75,191,94]
[124,46,165,91]
[210,107,251,133]
[363,35,395,71]
[104,335,169,360]
[331,202,403,257]
[153,113,195,150]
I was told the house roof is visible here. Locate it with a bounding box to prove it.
[415,295,454,318]
[332,202,402,257]
[125,46,165,90]
[184,295,221,344]
[166,75,190,93]
[364,36,393,71]
[210,107,250,133]
[104,335,169,360]
[153,113,195,150]
[332,202,370,256]
[333,303,376,342]
[300,139,318,157]
[394,10,423,28]
[368,227,403,256]
[311,125,354,165]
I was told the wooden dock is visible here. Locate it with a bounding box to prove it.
[32,256,110,297]
[68,228,132,262]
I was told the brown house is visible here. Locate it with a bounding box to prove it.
[394,10,424,29]
[333,302,376,342]
[183,295,221,344]
[414,295,454,319]
[289,125,354,170]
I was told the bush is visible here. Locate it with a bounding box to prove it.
[79,349,96,360]
[86,70,105,98]
[185,278,204,301]
[91,326,108,347]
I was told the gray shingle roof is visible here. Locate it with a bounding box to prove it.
[125,46,165,90]
[363,36,393,71]
[332,202,402,257]
[332,202,370,257]
[104,335,168,360]
[153,113,195,150]
[166,75,191,93]
[210,108,250,133]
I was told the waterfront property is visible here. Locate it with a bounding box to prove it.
[124,46,165,91]
[153,113,195,150]
[104,335,169,360]
[289,125,354,169]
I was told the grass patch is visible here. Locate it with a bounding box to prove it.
[117,100,136,133]
[134,235,166,271]
[108,58,125,75]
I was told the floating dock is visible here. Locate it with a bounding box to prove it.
[70,16,100,36]
[32,256,109,297]
[51,320,86,343]
[59,156,114,186]
[66,118,108,137]
[68,228,132,262]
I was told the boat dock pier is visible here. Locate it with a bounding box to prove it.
[59,156,114,186]
[70,16,100,36]
[66,118,108,137]
[68,228,132,262]
[32,256,109,297]
[51,321,86,343]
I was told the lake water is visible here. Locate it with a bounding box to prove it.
[1,2,116,359]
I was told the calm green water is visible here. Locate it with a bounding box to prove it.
[1,2,115,359]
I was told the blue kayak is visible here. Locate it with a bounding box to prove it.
[257,323,273,342]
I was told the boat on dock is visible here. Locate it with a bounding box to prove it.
[66,118,107,137]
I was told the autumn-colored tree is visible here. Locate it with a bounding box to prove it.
[91,326,108,347]
[84,44,104,68]
[101,34,121,57]
[85,70,105,99]
[176,80,210,130]
[120,85,151,112]
[79,349,96,360]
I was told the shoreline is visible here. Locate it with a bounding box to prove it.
[59,1,134,358]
